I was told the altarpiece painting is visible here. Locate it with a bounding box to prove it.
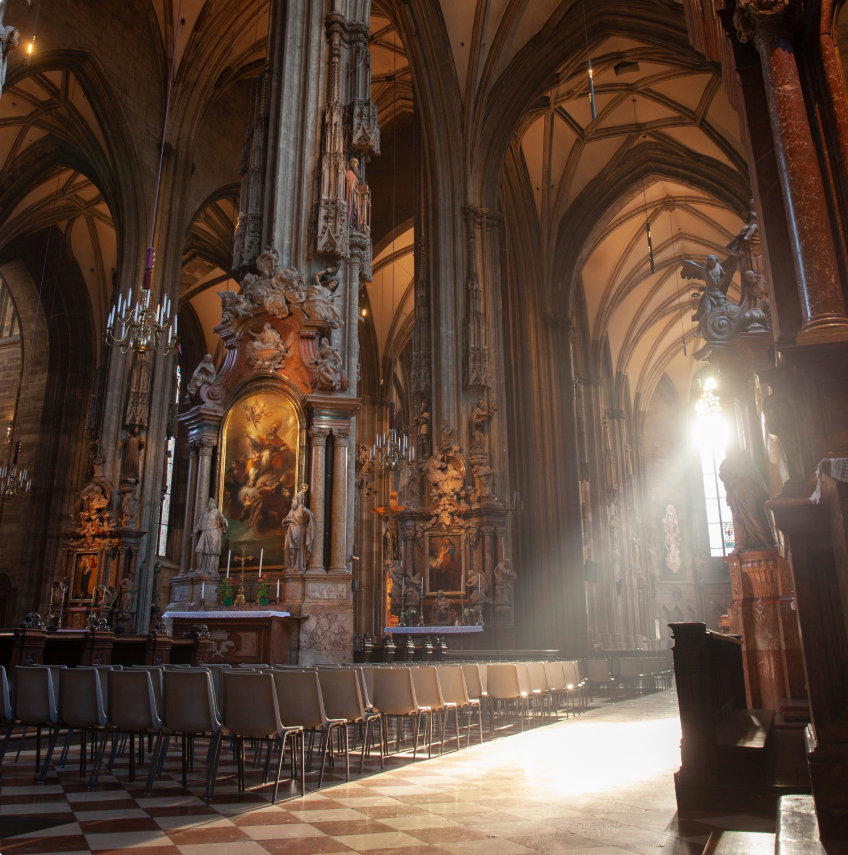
[219,391,300,568]
[72,553,99,601]
[426,530,465,594]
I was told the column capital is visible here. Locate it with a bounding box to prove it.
[309,427,331,445]
[734,0,803,47]
[194,435,217,456]
[332,427,351,441]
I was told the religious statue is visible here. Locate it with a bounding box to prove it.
[370,492,407,561]
[192,498,229,576]
[468,566,488,606]
[412,400,431,457]
[405,567,424,610]
[246,323,291,372]
[304,268,343,329]
[347,157,362,229]
[0,0,29,99]
[718,453,776,552]
[471,462,495,503]
[51,579,68,616]
[96,584,118,618]
[217,290,252,329]
[121,485,140,529]
[186,354,216,401]
[118,570,138,615]
[630,524,642,568]
[119,425,145,483]
[312,336,343,390]
[494,558,517,605]
[469,399,497,459]
[388,559,405,616]
[432,590,451,626]
[283,484,314,572]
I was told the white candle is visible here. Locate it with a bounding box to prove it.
[276,578,280,599]
[173,314,178,336]
[201,581,205,601]
[226,550,231,578]
[259,548,263,576]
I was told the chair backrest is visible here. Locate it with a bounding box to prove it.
[272,671,331,730]
[437,666,470,707]
[527,662,550,693]
[239,663,268,668]
[515,663,532,695]
[61,668,106,728]
[411,667,446,711]
[0,666,11,722]
[544,661,566,691]
[619,659,642,679]
[163,669,221,735]
[14,667,58,725]
[130,666,164,715]
[372,667,420,715]
[559,661,577,689]
[360,666,376,704]
[316,669,366,723]
[486,664,523,700]
[221,671,283,739]
[460,664,484,700]
[586,659,611,682]
[107,670,161,732]
[575,660,587,681]
[33,665,66,702]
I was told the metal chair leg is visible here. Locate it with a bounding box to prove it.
[38,726,60,785]
[88,725,112,790]
[144,730,164,796]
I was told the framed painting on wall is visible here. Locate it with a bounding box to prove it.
[72,553,99,601]
[425,530,465,595]
[219,391,300,569]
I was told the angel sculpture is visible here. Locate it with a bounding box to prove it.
[680,254,737,330]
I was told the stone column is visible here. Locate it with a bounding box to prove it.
[735,0,848,344]
[179,442,198,574]
[307,427,330,572]
[329,427,349,573]
[190,436,217,569]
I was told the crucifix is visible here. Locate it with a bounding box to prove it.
[232,546,253,605]
[369,491,408,562]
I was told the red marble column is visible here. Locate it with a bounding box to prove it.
[735,0,848,344]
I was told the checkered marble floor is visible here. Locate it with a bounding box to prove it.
[0,690,777,855]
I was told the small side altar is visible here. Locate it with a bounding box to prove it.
[163,607,303,666]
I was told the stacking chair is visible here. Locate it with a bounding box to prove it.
[158,669,222,798]
[0,665,14,766]
[57,668,107,779]
[515,663,542,719]
[129,666,164,716]
[371,667,433,759]
[619,659,643,698]
[221,671,304,801]
[527,662,556,719]
[461,664,488,729]
[90,669,163,787]
[437,666,483,747]
[412,667,458,754]
[272,671,347,788]
[586,659,614,703]
[486,664,529,731]
[316,669,383,774]
[543,661,569,718]
[14,667,60,784]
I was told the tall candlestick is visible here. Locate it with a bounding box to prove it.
[201,581,205,601]
[226,550,231,578]
[259,548,263,576]
[276,578,280,599]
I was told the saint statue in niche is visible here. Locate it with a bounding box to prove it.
[282,484,314,572]
[304,268,343,329]
[186,354,216,401]
[119,426,145,483]
[192,498,228,576]
[347,157,362,228]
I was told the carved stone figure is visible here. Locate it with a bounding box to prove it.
[468,566,488,605]
[51,579,68,615]
[217,290,252,329]
[119,570,138,615]
[630,525,642,568]
[312,336,343,390]
[0,0,29,99]
[718,453,776,552]
[405,568,424,609]
[247,323,290,371]
[73,481,112,540]
[494,559,516,605]
[304,268,343,329]
[471,462,495,502]
[422,448,464,501]
[469,399,497,459]
[282,484,314,572]
[119,426,145,483]
[186,354,216,401]
[432,590,451,625]
[121,485,140,529]
[347,158,362,228]
[413,400,431,457]
[388,559,405,616]
[192,498,229,576]
[96,584,118,618]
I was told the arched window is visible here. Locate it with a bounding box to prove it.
[158,366,180,556]
[694,379,734,557]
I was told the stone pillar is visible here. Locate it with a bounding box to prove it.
[734,0,848,344]
[329,427,349,572]
[179,443,198,575]
[190,436,217,569]
[307,427,330,572]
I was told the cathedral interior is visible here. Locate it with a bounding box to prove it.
[1,0,848,851]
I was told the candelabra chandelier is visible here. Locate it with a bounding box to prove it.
[0,461,30,499]
[368,427,414,474]
[105,282,178,355]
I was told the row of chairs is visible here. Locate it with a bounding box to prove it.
[0,657,620,803]
[584,657,674,700]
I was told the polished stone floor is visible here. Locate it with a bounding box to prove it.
[0,689,778,855]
